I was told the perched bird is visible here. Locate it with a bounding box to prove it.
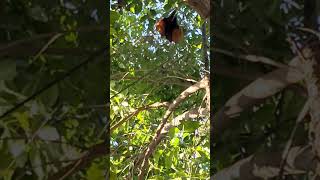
[155,10,183,43]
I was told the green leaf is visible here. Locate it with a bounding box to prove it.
[65,32,77,43]
[165,152,172,169]
[110,170,117,180]
[154,149,163,165]
[0,60,16,80]
[196,146,209,159]
[150,9,157,16]
[110,10,120,25]
[168,127,179,138]
[13,112,30,132]
[135,2,142,14]
[86,163,105,180]
[140,15,148,22]
[181,121,200,133]
[130,6,135,13]
[163,3,171,11]
[110,27,116,37]
[170,137,180,147]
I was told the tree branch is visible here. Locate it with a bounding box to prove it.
[134,77,209,179]
[184,0,210,19]
[110,102,170,132]
[48,142,108,180]
[212,145,316,180]
[213,54,305,137]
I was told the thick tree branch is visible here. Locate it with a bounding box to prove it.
[184,0,210,19]
[299,41,320,176]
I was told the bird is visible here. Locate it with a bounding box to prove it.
[155,10,183,43]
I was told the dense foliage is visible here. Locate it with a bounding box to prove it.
[0,0,107,179]
[110,0,210,179]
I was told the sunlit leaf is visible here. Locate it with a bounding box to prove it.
[86,163,105,180]
[170,137,180,147]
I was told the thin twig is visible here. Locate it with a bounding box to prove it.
[213,48,289,68]
[32,33,63,61]
[0,25,107,53]
[277,98,310,179]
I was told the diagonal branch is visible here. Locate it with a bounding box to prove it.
[48,142,108,180]
[135,107,208,180]
[134,76,209,179]
[278,98,310,178]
